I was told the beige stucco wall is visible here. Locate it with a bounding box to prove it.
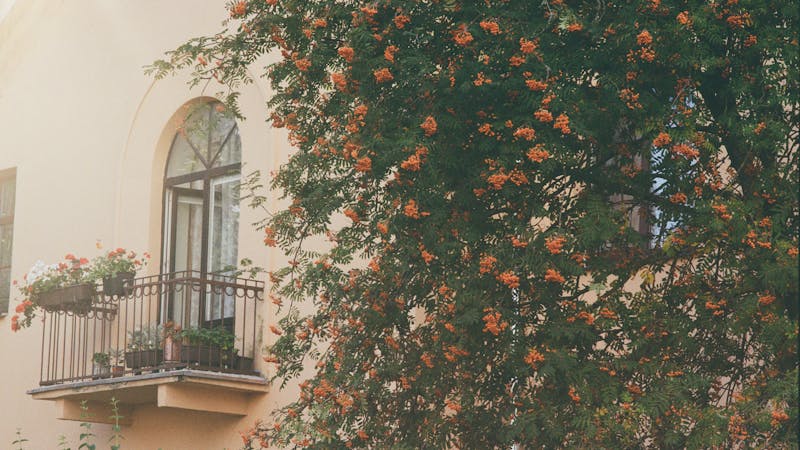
[0,1,297,448]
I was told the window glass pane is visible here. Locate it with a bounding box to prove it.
[208,109,237,165]
[207,176,239,321]
[166,134,206,178]
[0,224,12,266]
[182,103,212,162]
[214,127,242,168]
[0,268,9,308]
[0,177,14,217]
[0,174,13,314]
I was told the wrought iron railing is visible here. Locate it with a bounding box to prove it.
[38,271,263,386]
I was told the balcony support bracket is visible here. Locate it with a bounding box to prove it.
[55,398,134,426]
[157,383,250,416]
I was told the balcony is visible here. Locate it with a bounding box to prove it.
[27,271,268,422]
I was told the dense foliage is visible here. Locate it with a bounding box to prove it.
[152,0,798,448]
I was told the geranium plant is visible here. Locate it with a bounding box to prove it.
[88,248,150,280]
[11,254,92,331]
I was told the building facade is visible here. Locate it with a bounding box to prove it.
[0,1,294,448]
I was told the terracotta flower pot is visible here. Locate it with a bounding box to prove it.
[163,336,182,362]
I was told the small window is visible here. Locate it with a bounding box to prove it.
[0,169,16,315]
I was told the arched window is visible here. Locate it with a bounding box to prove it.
[162,101,240,327]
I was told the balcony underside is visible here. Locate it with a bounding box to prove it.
[28,369,268,424]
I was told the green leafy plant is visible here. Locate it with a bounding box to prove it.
[11,428,28,450]
[108,397,125,450]
[126,325,162,352]
[10,255,93,331]
[152,0,798,448]
[78,400,95,450]
[180,325,236,351]
[91,352,110,367]
[88,247,149,280]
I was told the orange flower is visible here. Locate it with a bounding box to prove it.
[527,145,550,163]
[338,46,355,62]
[331,72,347,91]
[670,143,699,160]
[553,114,571,134]
[394,14,410,29]
[676,11,692,26]
[525,79,548,91]
[511,236,528,248]
[652,132,671,147]
[479,254,497,274]
[487,171,509,190]
[479,20,501,35]
[420,247,435,264]
[401,153,421,171]
[344,208,360,222]
[497,271,520,288]
[452,25,474,46]
[420,116,438,136]
[403,199,420,219]
[524,348,545,367]
[384,45,398,63]
[357,430,368,440]
[373,68,394,83]
[377,222,388,235]
[534,109,553,123]
[509,55,526,67]
[354,156,372,172]
[519,38,537,54]
[509,169,528,186]
[599,308,617,319]
[482,309,508,335]
[758,293,776,306]
[545,236,566,254]
[313,18,327,28]
[669,192,688,204]
[263,227,277,247]
[754,122,766,134]
[636,30,653,46]
[566,23,583,32]
[544,268,565,283]
[568,386,581,403]
[420,352,434,368]
[230,1,246,17]
[269,325,283,335]
[513,127,536,141]
[294,58,311,71]
[473,72,491,86]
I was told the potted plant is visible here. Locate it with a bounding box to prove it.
[180,326,238,368]
[89,248,149,297]
[14,255,96,320]
[107,348,125,377]
[92,352,111,379]
[162,321,182,363]
[124,325,163,369]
